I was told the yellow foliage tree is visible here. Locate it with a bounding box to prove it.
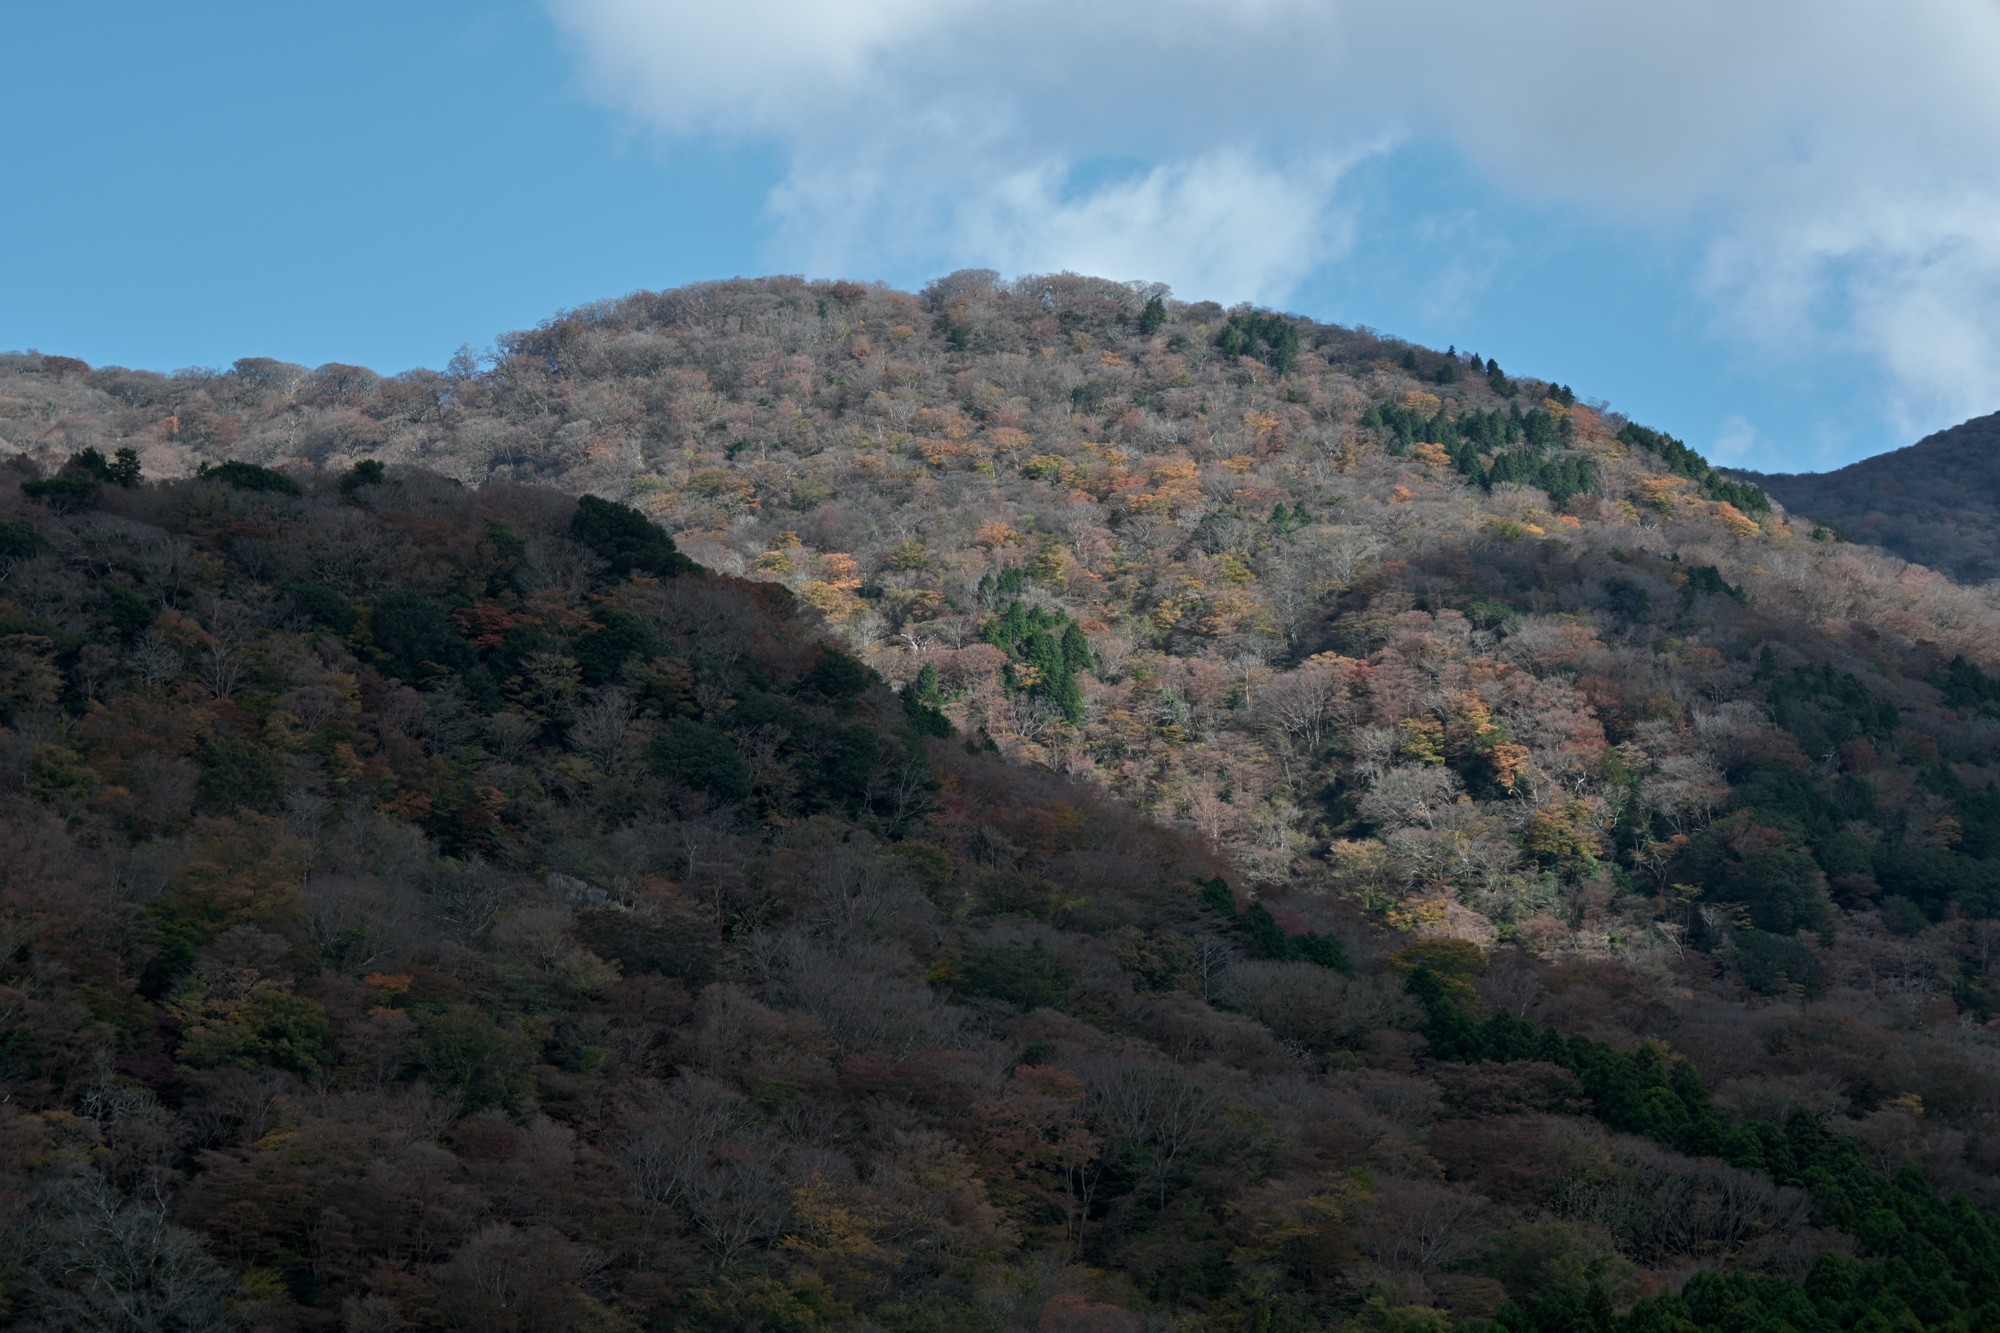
[1525,800,1602,876]
[1713,501,1762,539]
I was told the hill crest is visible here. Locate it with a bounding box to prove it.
[9,275,2000,1326]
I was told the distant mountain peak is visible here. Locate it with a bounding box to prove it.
[1729,409,2000,582]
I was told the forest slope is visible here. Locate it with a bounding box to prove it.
[1,458,1998,1330]
[6,273,1998,960]
[1730,409,2000,584]
[8,277,2000,1325]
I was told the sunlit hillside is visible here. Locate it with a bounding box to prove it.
[6,276,2000,1328]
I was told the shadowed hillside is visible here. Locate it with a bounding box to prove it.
[7,277,2000,1327]
[1732,411,2000,583]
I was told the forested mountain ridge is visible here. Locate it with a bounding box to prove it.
[6,276,2000,1328]
[1728,409,2000,584]
[6,274,1998,950]
[4,459,1999,1332]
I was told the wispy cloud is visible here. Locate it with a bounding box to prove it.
[769,148,1366,310]
[1712,413,1759,466]
[549,0,2000,431]
[548,0,1389,305]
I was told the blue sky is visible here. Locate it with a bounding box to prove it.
[7,2,2000,474]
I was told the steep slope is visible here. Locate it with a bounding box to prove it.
[1731,410,2000,583]
[5,275,1997,962]
[3,458,1999,1330]
[9,278,2000,1325]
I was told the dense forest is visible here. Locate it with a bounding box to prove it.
[4,275,2000,1329]
[1731,410,2000,584]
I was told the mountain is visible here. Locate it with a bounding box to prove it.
[1730,410,2000,583]
[5,276,2000,1328]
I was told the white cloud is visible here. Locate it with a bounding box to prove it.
[1711,413,1759,466]
[546,0,953,137]
[956,153,1356,306]
[548,0,2000,427]
[1700,184,2000,439]
[770,148,1363,310]
[549,0,1389,305]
